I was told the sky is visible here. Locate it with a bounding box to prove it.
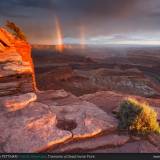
[0,0,160,45]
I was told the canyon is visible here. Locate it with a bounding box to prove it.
[0,28,160,153]
[33,45,160,98]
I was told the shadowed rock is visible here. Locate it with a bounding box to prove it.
[92,141,159,153]
[52,134,130,153]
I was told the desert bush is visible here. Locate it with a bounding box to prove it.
[117,98,160,135]
[5,20,26,41]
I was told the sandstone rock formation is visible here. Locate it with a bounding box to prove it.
[53,134,130,153]
[1,101,118,153]
[0,28,13,50]
[0,28,36,96]
[91,141,159,153]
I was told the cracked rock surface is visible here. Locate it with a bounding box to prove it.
[0,100,118,153]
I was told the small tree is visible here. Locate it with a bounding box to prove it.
[117,98,160,135]
[5,20,26,41]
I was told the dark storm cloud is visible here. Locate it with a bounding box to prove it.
[12,0,56,9]
[58,0,137,16]
[0,0,160,44]
[0,0,56,18]
[51,0,140,38]
[54,0,138,24]
[0,0,57,43]
[58,0,160,40]
[0,0,56,10]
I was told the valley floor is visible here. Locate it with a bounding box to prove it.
[32,47,160,98]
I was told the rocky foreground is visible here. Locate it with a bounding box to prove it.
[0,28,160,153]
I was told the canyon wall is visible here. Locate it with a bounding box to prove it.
[0,28,36,96]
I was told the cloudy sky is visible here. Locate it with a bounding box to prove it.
[0,0,160,45]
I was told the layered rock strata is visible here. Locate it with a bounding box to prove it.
[0,28,36,96]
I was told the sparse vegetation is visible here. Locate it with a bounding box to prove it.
[5,20,26,41]
[117,98,160,135]
[156,76,160,83]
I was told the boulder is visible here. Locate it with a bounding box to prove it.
[37,89,69,101]
[0,92,37,112]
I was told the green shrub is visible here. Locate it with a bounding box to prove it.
[117,98,160,135]
[5,20,26,41]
